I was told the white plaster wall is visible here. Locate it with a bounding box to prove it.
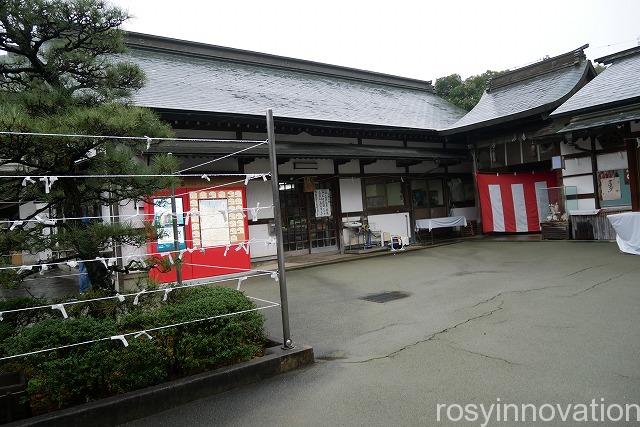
[118,200,147,261]
[368,212,411,244]
[18,202,51,264]
[246,180,274,219]
[408,161,440,173]
[597,151,628,171]
[562,157,592,176]
[339,178,363,213]
[451,207,479,221]
[576,198,597,210]
[338,159,360,174]
[562,175,594,194]
[364,160,405,174]
[248,224,277,259]
[244,158,271,174]
[278,159,334,175]
[560,138,592,155]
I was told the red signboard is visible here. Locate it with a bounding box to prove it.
[144,186,250,283]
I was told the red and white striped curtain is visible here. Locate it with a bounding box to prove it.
[476,172,558,233]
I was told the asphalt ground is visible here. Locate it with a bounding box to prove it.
[125,240,640,426]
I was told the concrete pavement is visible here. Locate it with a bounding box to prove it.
[125,240,640,426]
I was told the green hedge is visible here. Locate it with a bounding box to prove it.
[0,286,266,414]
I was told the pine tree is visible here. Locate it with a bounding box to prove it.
[0,0,178,291]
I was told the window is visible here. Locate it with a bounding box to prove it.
[411,178,445,208]
[447,177,475,203]
[365,179,405,209]
[506,141,521,165]
[411,180,428,208]
[427,179,444,206]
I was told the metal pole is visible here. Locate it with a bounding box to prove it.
[266,109,293,349]
[170,182,183,286]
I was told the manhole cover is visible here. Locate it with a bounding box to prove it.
[360,291,410,303]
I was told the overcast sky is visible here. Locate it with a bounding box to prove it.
[115,0,639,81]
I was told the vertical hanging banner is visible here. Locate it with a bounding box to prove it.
[477,171,557,233]
[314,189,331,218]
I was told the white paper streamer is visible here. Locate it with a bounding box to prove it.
[134,330,153,340]
[111,335,129,347]
[133,290,146,306]
[39,176,58,194]
[51,304,68,319]
[115,293,126,303]
[236,276,247,290]
[21,176,35,187]
[162,288,172,302]
[9,220,23,230]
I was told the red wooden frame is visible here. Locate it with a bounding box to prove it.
[144,186,250,284]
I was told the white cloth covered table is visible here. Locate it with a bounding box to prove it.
[415,216,467,232]
[608,212,640,255]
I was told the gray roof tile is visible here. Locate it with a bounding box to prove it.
[551,51,640,116]
[127,48,466,130]
[444,61,589,133]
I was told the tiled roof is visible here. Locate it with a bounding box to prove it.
[551,47,640,117]
[125,40,465,130]
[442,48,591,134]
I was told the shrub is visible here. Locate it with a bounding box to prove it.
[0,286,266,413]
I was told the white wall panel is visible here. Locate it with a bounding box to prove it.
[246,180,274,219]
[562,175,594,194]
[338,159,360,174]
[597,151,628,171]
[339,178,363,213]
[364,160,405,174]
[248,224,277,259]
[562,157,592,176]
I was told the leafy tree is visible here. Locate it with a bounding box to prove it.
[436,70,505,111]
[0,0,178,291]
[593,63,606,74]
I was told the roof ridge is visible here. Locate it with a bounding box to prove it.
[487,44,589,92]
[125,31,436,93]
[595,45,640,65]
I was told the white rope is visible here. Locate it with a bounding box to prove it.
[0,238,277,272]
[177,141,268,173]
[0,206,273,227]
[0,204,274,225]
[0,272,277,317]
[173,178,259,197]
[0,130,266,145]
[0,172,263,179]
[0,302,278,361]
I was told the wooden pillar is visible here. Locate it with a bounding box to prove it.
[627,137,640,211]
[590,136,600,209]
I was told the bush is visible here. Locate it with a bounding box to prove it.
[0,286,266,413]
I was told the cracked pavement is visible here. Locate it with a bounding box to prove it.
[125,240,640,426]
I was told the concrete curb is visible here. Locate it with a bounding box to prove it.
[7,344,314,427]
[273,238,473,273]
